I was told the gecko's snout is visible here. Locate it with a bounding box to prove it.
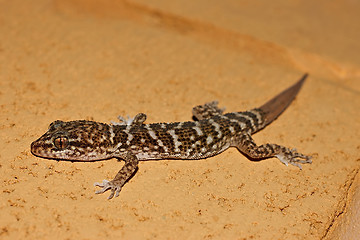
[30,138,50,157]
[30,140,41,156]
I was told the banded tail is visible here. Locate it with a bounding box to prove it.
[259,73,308,127]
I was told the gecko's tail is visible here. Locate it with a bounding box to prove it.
[258,73,308,128]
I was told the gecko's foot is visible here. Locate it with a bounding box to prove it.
[192,101,225,120]
[276,148,312,170]
[110,115,133,126]
[94,180,122,199]
[110,113,147,126]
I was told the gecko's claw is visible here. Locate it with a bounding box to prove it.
[94,180,122,199]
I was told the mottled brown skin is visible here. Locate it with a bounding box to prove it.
[31,74,312,199]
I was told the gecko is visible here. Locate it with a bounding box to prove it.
[31,74,312,199]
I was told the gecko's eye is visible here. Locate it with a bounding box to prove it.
[54,136,69,150]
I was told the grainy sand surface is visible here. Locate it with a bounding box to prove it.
[1,0,359,239]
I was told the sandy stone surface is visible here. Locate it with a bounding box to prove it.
[1,0,359,239]
[325,173,360,240]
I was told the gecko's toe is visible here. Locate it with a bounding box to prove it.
[94,180,122,199]
[276,149,312,170]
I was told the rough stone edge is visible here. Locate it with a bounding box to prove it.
[324,167,360,239]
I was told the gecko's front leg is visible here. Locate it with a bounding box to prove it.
[111,113,147,126]
[94,152,139,199]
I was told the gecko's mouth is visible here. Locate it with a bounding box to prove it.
[31,140,113,162]
[30,139,63,160]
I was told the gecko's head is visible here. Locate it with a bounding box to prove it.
[31,120,115,161]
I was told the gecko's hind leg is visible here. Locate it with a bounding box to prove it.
[233,133,312,169]
[192,101,225,120]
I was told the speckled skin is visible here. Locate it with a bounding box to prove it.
[31,74,312,199]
